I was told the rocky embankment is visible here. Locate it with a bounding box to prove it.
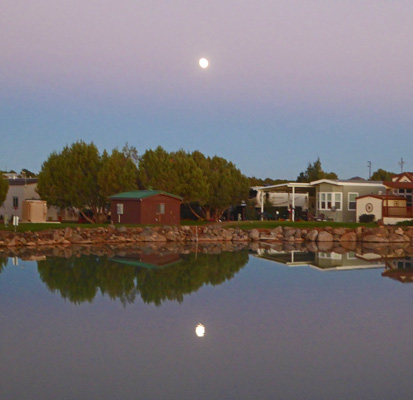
[0,224,412,248]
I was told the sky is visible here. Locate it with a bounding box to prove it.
[1,0,412,180]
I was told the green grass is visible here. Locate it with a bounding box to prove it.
[0,220,211,233]
[0,219,378,233]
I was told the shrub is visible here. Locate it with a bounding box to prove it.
[359,214,375,223]
[396,220,413,226]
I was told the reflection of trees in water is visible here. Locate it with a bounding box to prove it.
[38,256,138,305]
[37,250,249,306]
[137,251,249,306]
[0,257,8,273]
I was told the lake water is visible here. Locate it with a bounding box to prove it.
[1,245,413,400]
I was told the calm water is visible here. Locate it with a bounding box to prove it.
[1,247,413,400]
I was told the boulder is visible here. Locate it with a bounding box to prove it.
[306,230,318,242]
[249,229,260,241]
[317,231,334,242]
[362,235,389,243]
[340,231,357,242]
[388,234,408,243]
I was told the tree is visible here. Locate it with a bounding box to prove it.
[248,177,289,186]
[20,168,37,178]
[37,141,138,222]
[98,148,138,199]
[0,174,8,206]
[370,168,395,181]
[138,148,249,221]
[200,155,250,220]
[296,158,337,182]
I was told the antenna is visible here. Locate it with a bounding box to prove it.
[399,157,405,173]
[367,161,372,179]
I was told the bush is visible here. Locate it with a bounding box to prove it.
[396,220,413,226]
[359,214,375,223]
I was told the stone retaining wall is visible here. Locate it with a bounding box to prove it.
[0,224,412,248]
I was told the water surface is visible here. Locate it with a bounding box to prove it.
[1,248,413,400]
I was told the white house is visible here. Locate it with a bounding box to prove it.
[255,179,386,222]
[0,176,77,223]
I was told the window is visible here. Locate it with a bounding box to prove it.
[318,192,342,211]
[334,193,341,210]
[116,203,124,214]
[157,203,165,214]
[12,197,18,209]
[348,193,358,211]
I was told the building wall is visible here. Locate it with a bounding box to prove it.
[111,194,181,225]
[316,183,386,222]
[22,200,48,223]
[356,197,383,221]
[140,195,181,225]
[0,183,40,220]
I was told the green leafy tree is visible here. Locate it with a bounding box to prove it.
[20,168,37,178]
[98,148,138,199]
[249,177,289,186]
[138,148,248,220]
[202,155,249,220]
[370,168,395,181]
[0,174,9,206]
[37,141,138,222]
[37,141,104,222]
[296,158,337,182]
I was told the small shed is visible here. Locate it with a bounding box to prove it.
[109,190,183,225]
[356,194,407,223]
[22,200,48,223]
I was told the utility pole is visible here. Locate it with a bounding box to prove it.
[399,157,405,173]
[367,161,372,179]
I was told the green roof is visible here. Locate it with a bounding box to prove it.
[109,190,183,201]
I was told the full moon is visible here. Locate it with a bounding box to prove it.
[199,58,209,68]
[195,323,205,337]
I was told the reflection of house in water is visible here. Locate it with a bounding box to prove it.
[254,249,385,271]
[255,249,316,267]
[110,253,181,270]
[382,258,413,284]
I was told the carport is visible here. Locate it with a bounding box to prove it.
[255,182,316,221]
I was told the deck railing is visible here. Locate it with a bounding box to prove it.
[383,206,413,218]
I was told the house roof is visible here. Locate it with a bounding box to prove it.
[356,194,406,201]
[383,181,413,190]
[309,179,385,187]
[109,190,183,201]
[254,179,385,193]
[392,172,413,182]
[7,178,38,186]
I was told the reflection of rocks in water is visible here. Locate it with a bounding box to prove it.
[0,241,252,260]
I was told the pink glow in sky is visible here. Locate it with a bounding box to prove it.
[1,0,412,178]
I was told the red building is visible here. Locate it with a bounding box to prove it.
[110,190,183,225]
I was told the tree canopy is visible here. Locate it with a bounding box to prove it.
[20,168,37,178]
[37,141,138,222]
[0,174,9,206]
[248,177,289,186]
[370,168,395,181]
[296,158,338,182]
[138,147,249,220]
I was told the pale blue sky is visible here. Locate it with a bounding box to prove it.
[1,0,412,180]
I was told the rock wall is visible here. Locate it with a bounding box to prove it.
[0,224,412,248]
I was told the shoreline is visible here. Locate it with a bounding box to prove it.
[0,224,412,248]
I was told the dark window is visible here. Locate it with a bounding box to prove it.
[12,197,18,209]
